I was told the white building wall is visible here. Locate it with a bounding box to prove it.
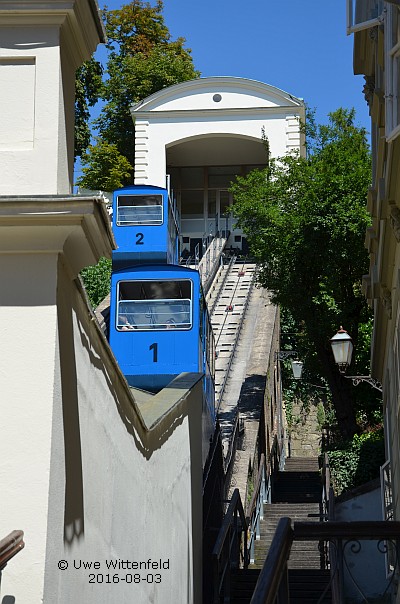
[135,114,302,187]
[0,200,202,604]
[0,27,62,195]
[0,0,105,196]
[0,252,59,602]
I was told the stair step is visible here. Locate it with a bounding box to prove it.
[230,568,331,604]
[229,457,329,602]
[254,543,321,552]
[262,510,320,516]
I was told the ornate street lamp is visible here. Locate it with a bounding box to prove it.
[291,360,304,380]
[330,327,353,373]
[276,350,304,379]
[330,326,382,392]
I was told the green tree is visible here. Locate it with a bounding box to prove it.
[75,58,103,158]
[77,139,133,191]
[231,108,374,438]
[77,0,199,186]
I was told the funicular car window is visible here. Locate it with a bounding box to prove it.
[116,194,163,226]
[117,280,192,330]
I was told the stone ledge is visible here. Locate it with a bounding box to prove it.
[132,372,204,431]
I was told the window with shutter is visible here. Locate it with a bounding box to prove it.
[346,0,384,34]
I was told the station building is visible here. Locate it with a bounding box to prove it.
[131,77,305,255]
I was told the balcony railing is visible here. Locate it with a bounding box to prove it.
[250,519,400,604]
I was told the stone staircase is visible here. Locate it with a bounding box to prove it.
[230,568,331,604]
[230,457,332,603]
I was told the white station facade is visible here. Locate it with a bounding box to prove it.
[131,77,305,256]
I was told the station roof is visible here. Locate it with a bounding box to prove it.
[131,76,305,115]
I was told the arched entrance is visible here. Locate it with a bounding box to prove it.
[166,134,267,253]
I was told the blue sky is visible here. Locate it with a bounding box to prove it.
[97,0,370,132]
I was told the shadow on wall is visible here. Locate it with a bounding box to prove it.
[58,281,85,546]
[75,309,191,459]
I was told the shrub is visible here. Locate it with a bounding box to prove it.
[80,257,112,308]
[327,427,385,495]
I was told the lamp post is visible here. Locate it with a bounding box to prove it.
[291,360,304,380]
[275,350,303,464]
[330,327,353,374]
[275,351,303,380]
[330,327,382,392]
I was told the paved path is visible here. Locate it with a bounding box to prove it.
[226,294,277,504]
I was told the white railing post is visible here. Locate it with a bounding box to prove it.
[261,469,266,519]
[256,510,260,541]
[249,529,255,565]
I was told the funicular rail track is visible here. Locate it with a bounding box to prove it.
[207,254,237,316]
[210,259,256,408]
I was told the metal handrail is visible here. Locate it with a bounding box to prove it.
[246,436,283,564]
[211,442,284,601]
[246,454,269,564]
[294,520,400,541]
[247,454,268,519]
[223,410,240,476]
[212,489,248,604]
[250,517,293,604]
[247,433,283,514]
[198,236,226,293]
[0,530,25,571]
[216,445,400,603]
[167,189,180,236]
[321,451,341,602]
[322,452,333,519]
[212,489,248,560]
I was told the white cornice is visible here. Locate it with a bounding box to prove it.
[132,106,303,121]
[0,0,105,62]
[0,196,114,274]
